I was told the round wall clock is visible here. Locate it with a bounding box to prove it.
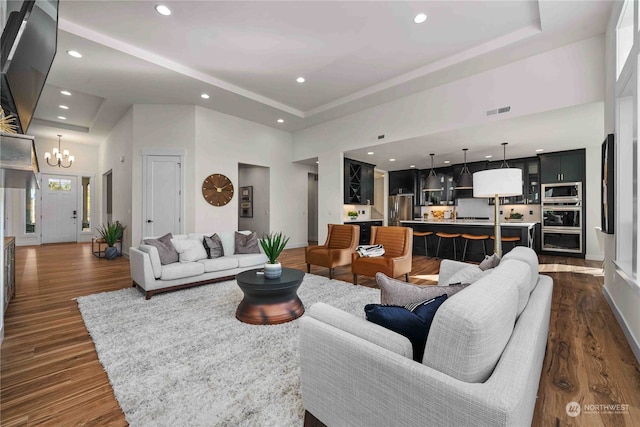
[202,174,234,206]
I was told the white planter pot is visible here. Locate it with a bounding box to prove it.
[264,262,282,279]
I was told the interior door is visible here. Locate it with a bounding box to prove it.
[144,155,182,237]
[41,174,78,243]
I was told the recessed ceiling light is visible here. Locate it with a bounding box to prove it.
[485,155,493,159]
[315,161,319,164]
[389,158,396,162]
[67,50,82,58]
[367,152,374,155]
[296,77,305,83]
[410,165,416,168]
[57,116,67,120]
[443,160,450,164]
[277,119,284,123]
[535,148,544,152]
[59,105,69,110]
[155,5,171,16]
[414,13,427,24]
[200,93,210,99]
[60,90,71,96]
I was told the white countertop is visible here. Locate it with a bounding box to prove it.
[345,219,384,223]
[401,220,538,227]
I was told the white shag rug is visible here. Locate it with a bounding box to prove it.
[77,273,379,427]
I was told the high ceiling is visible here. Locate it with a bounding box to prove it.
[26,1,613,162]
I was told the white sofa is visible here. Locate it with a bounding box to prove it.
[129,231,268,299]
[300,247,552,427]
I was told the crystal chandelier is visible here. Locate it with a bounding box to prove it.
[44,134,74,168]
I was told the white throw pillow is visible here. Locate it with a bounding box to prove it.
[171,237,208,263]
[445,265,486,286]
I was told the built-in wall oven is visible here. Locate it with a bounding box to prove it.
[541,183,583,254]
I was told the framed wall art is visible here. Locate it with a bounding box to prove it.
[239,185,253,218]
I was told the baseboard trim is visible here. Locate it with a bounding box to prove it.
[287,242,308,249]
[585,252,604,261]
[0,323,4,345]
[603,286,640,364]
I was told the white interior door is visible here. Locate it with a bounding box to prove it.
[144,155,182,237]
[41,174,78,244]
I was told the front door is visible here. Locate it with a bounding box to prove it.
[143,155,182,237]
[41,174,78,243]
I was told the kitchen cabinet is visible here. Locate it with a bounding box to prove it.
[539,150,585,183]
[344,158,375,204]
[351,221,383,245]
[389,169,418,196]
[4,237,15,314]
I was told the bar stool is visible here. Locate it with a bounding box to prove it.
[413,231,433,256]
[435,232,461,260]
[490,235,521,254]
[461,233,489,261]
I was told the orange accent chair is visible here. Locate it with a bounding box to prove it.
[305,224,360,279]
[351,226,413,285]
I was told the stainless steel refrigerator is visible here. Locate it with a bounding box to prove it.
[388,194,413,226]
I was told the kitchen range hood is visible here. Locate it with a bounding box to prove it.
[0,132,40,189]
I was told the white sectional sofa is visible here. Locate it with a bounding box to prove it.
[129,231,268,299]
[300,247,552,427]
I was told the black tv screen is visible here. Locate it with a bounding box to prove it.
[1,0,58,134]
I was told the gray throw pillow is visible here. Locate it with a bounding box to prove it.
[235,231,260,254]
[143,233,179,265]
[479,253,501,271]
[377,273,469,306]
[203,234,224,259]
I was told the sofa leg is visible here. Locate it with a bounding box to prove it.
[329,268,333,279]
[405,273,409,282]
[353,274,358,285]
[145,291,152,300]
[307,264,311,273]
[132,281,136,288]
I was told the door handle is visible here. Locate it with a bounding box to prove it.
[147,219,153,223]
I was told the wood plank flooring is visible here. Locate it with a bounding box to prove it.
[1,243,639,426]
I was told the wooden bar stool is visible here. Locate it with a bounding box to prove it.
[461,233,489,261]
[413,231,433,257]
[435,232,461,260]
[490,235,521,254]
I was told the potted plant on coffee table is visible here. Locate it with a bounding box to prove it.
[259,232,290,279]
[96,221,126,260]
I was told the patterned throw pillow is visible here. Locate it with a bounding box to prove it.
[203,234,224,259]
[143,233,179,265]
[235,231,260,254]
[377,273,469,306]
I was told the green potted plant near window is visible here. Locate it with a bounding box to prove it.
[96,221,126,260]
[259,232,290,279]
[348,210,358,221]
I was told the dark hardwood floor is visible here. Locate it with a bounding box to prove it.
[1,243,638,426]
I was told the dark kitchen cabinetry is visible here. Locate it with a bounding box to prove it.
[389,169,418,196]
[344,158,375,204]
[539,149,585,183]
[351,221,383,245]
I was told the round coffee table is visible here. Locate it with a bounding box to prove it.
[235,268,305,325]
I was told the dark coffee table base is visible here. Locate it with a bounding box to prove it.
[236,297,304,325]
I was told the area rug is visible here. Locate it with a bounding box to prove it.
[77,273,379,426]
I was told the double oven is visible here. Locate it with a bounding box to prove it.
[541,182,583,254]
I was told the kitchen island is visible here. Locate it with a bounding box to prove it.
[401,220,540,258]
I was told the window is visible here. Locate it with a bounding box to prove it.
[616,0,634,79]
[48,178,71,191]
[82,177,91,232]
[25,189,36,234]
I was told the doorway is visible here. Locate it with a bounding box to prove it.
[41,174,78,243]
[307,173,318,244]
[238,164,269,237]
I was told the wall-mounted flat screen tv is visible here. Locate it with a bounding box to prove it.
[1,0,58,134]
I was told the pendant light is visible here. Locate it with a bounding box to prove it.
[500,142,509,168]
[455,148,473,189]
[423,153,441,192]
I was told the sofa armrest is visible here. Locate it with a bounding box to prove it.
[437,259,472,285]
[129,247,156,291]
[307,303,412,358]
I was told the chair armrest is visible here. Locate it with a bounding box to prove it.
[438,259,472,285]
[129,247,156,290]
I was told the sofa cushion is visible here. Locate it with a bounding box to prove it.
[139,244,162,279]
[491,259,532,317]
[377,273,468,306]
[203,234,224,258]
[235,231,260,254]
[171,237,209,263]
[444,265,488,285]
[365,295,448,362]
[197,257,239,273]
[160,261,205,280]
[143,233,179,265]
[423,271,519,383]
[227,253,268,268]
[502,246,539,293]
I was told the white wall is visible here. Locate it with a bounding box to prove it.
[585,144,604,260]
[238,165,270,236]
[294,36,606,243]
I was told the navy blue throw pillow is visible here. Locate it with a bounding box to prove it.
[365,294,448,362]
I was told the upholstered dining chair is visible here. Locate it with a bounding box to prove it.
[305,224,360,279]
[351,226,413,285]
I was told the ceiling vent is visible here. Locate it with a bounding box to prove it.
[486,106,511,117]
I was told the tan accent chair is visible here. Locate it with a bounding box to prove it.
[305,224,360,279]
[351,226,413,285]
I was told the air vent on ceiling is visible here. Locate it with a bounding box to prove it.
[486,105,511,117]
